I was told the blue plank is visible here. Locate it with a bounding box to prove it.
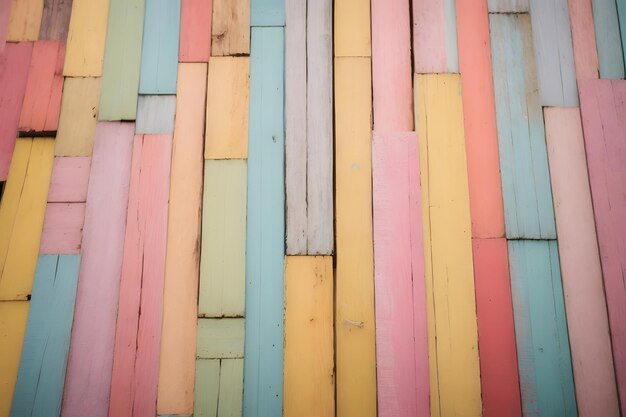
[251,0,284,27]
[489,14,556,239]
[591,0,625,79]
[617,0,626,71]
[244,26,284,417]
[11,255,81,417]
[508,240,577,417]
[139,0,181,94]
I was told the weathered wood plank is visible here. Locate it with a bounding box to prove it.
[136,95,176,134]
[211,0,249,56]
[567,0,600,79]
[0,301,29,417]
[39,0,73,40]
[39,203,85,254]
[194,359,220,417]
[284,256,334,417]
[63,0,109,76]
[139,0,180,94]
[47,156,90,202]
[7,0,43,41]
[412,0,458,73]
[61,122,134,417]
[197,318,245,359]
[218,359,244,417]
[204,57,249,159]
[591,0,624,79]
[55,78,101,156]
[157,63,205,416]
[488,0,529,12]
[334,0,370,57]
[251,0,284,27]
[180,0,212,62]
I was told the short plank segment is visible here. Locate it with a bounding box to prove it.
[372,132,429,417]
[284,256,334,417]
[39,0,73,40]
[0,302,29,417]
[136,95,177,134]
[179,0,212,62]
[545,107,620,417]
[139,0,181,94]
[251,0,284,27]
[567,0,600,79]
[412,0,458,73]
[0,0,11,52]
[197,318,245,359]
[488,0,529,12]
[63,0,109,76]
[39,203,86,254]
[211,0,250,56]
[591,0,625,79]
[10,255,80,417]
[334,0,370,57]
[55,78,101,156]
[47,156,91,203]
[619,0,626,70]
[6,0,43,41]
[62,122,134,417]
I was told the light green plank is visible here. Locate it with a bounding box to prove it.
[194,359,220,417]
[218,359,244,417]
[197,318,245,359]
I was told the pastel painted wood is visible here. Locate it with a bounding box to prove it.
[619,0,626,70]
[10,255,80,417]
[194,359,243,417]
[567,0,599,79]
[7,0,43,40]
[591,0,625,79]
[194,359,220,417]
[284,256,334,417]
[47,157,90,202]
[211,0,250,56]
[61,122,134,417]
[180,0,212,61]
[39,203,86,254]
[136,95,176,134]
[544,106,620,417]
[217,359,244,417]
[412,0,458,73]
[251,0,284,26]
[197,318,245,359]
[334,0,370,57]
[372,132,429,417]
[0,0,11,52]
[63,0,109,76]
[488,0,529,12]
[0,301,29,417]
[139,0,180,94]
[205,57,249,159]
[39,0,73,40]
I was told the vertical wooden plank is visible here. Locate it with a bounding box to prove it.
[591,0,625,79]
[63,0,109,76]
[61,122,134,417]
[109,134,171,417]
[179,0,212,62]
[244,26,284,417]
[211,0,250,56]
[39,203,86,254]
[7,0,43,41]
[139,0,180,94]
[0,0,11,52]
[618,0,626,70]
[55,78,101,156]
[47,157,91,203]
[567,0,600,79]
[284,256,334,417]
[157,63,205,415]
[136,95,177,134]
[194,359,220,417]
[412,0,458,73]
[218,359,244,417]
[39,0,73,40]
[0,301,29,417]
[488,0,529,12]
[334,0,370,57]
[251,0,284,27]
[204,57,249,159]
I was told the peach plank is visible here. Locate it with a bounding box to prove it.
[334,0,371,57]
[6,0,43,41]
[412,0,458,73]
[47,157,91,203]
[179,0,212,62]
[39,203,86,254]
[567,0,599,79]
[0,0,11,52]
[211,0,250,56]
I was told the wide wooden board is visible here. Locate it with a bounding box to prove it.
[136,95,177,134]
[63,0,109,76]
[412,0,458,73]
[47,156,90,202]
[39,0,73,40]
[0,301,29,417]
[180,0,212,62]
[39,202,86,254]
[334,0,370,57]
[6,0,43,40]
[55,78,101,156]
[591,0,624,79]
[211,0,250,56]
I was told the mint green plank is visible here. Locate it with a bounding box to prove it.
[99,0,146,120]
[197,318,245,359]
[194,359,220,417]
[617,0,626,71]
[219,359,244,417]
[251,0,284,27]
[592,0,625,79]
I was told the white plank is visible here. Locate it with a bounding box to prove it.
[136,95,176,134]
[488,0,529,12]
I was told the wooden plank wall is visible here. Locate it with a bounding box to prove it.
[591,0,624,79]
[63,0,109,76]
[179,0,212,62]
[412,0,458,73]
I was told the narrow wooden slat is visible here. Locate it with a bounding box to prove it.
[372,132,429,417]
[490,14,556,239]
[136,95,177,134]
[0,301,29,417]
[55,78,101,156]
[39,203,86,254]
[591,0,624,79]
[211,0,250,56]
[47,157,91,203]
[567,0,600,79]
[63,0,109,76]
[10,255,80,417]
[250,0,284,27]
[619,0,626,70]
[284,256,334,417]
[334,0,370,57]
[488,0,529,12]
[180,0,212,62]
[139,0,181,94]
[61,122,134,417]
[197,318,245,359]
[194,359,220,417]
[204,57,249,159]
[0,0,11,52]
[39,0,73,40]
[7,0,43,41]
[218,359,244,417]
[412,0,458,73]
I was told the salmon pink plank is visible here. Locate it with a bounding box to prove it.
[180,0,212,62]
[567,0,599,79]
[412,0,458,73]
[39,203,86,254]
[47,157,91,203]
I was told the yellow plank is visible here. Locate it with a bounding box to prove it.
[414,74,482,417]
[55,77,101,156]
[205,56,249,159]
[63,0,110,76]
[334,0,371,57]
[0,138,55,301]
[7,0,43,41]
[0,301,29,417]
[284,256,334,417]
[211,0,250,56]
[334,57,376,417]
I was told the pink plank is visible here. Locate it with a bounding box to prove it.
[39,202,86,254]
[19,40,65,132]
[372,131,428,417]
[371,0,413,131]
[567,0,599,79]
[61,122,134,417]
[179,0,212,62]
[412,0,447,73]
[579,79,626,415]
[47,157,91,202]
[108,134,171,417]
[0,42,33,180]
[0,0,10,52]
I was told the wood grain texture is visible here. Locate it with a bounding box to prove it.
[136,95,177,134]
[244,26,284,417]
[39,0,73,40]
[211,0,250,56]
[334,0,370,57]
[139,0,180,94]
[545,106,620,417]
[372,132,429,417]
[204,57,249,159]
[415,74,482,417]
[47,156,90,202]
[61,122,134,417]
[508,240,577,417]
[251,0,284,27]
[217,359,244,417]
[567,0,600,79]
[63,0,109,76]
[412,0,458,73]
[591,0,625,79]
[0,301,29,417]
[194,359,220,417]
[334,56,376,417]
[194,359,243,417]
[55,78,101,156]
[619,0,626,70]
[490,14,556,240]
[39,203,86,254]
[488,0,529,12]
[7,0,43,40]
[180,0,212,62]
[157,63,205,416]
[10,255,80,417]
[197,318,245,359]
[284,256,334,417]
[0,0,11,52]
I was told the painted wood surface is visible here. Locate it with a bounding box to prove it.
[194,358,243,417]
[0,301,29,417]
[139,0,180,94]
[0,138,54,301]
[488,0,529,12]
[63,0,109,76]
[205,57,249,159]
[415,74,482,417]
[508,240,577,417]
[334,56,376,417]
[7,0,43,40]
[19,41,65,133]
[99,0,145,120]
[157,63,205,416]
[371,0,413,131]
[334,0,370,57]
[55,77,101,156]
[545,106,620,417]
[284,256,334,417]
[194,359,220,417]
[199,160,246,317]
[216,359,244,417]
[490,14,557,240]
[39,203,86,254]
[619,0,626,70]
[180,0,212,62]
[0,42,32,180]
[47,157,90,202]
[372,132,429,417]
[39,0,73,40]
[251,0,284,27]
[197,318,245,359]
[0,0,11,52]
[579,79,626,414]
[244,26,284,417]
[412,0,458,73]
[61,122,134,417]
[212,0,250,56]
[567,0,599,79]
[591,0,625,79]
[108,134,171,417]
[10,255,80,417]
[136,95,176,134]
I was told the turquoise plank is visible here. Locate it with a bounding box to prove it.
[489,14,556,239]
[591,0,625,79]
[251,0,284,27]
[508,240,577,417]
[618,0,626,71]
[10,255,81,417]
[244,26,284,417]
[139,0,180,94]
